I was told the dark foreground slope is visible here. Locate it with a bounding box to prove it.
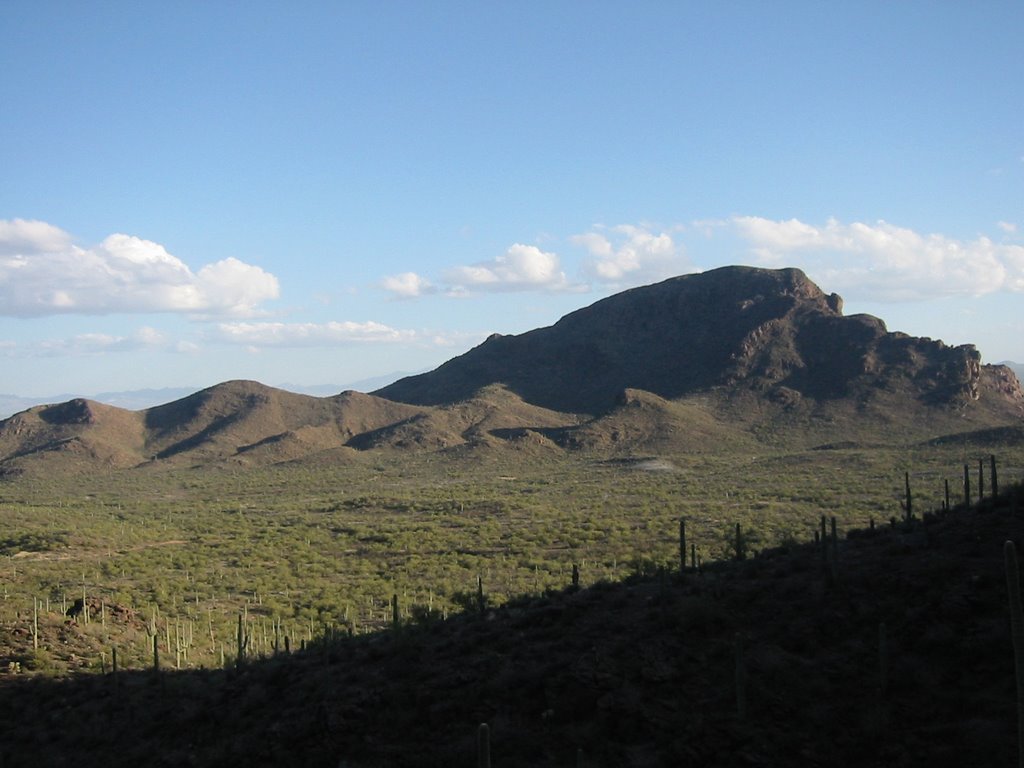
[2,485,1023,767]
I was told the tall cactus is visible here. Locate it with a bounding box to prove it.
[478,722,491,768]
[236,613,247,669]
[679,518,687,572]
[1005,541,1024,768]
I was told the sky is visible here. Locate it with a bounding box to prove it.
[1,2,1022,401]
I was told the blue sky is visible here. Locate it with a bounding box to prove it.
[1,2,1022,400]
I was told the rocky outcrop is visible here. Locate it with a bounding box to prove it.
[376,266,994,414]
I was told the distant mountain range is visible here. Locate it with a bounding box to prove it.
[0,373,414,420]
[1,267,1021,476]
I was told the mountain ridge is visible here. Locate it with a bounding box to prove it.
[375,266,1008,415]
[1,267,1021,475]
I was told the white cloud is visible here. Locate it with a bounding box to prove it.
[998,221,1018,234]
[444,244,569,292]
[571,224,688,285]
[213,320,420,347]
[0,219,279,317]
[10,326,182,358]
[0,219,72,255]
[381,271,433,298]
[732,216,1024,300]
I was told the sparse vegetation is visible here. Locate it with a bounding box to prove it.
[0,267,1022,764]
[0,451,1021,765]
[0,441,1021,679]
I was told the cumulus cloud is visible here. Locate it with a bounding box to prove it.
[571,224,688,285]
[732,216,1024,300]
[444,244,569,292]
[0,219,72,255]
[213,320,420,347]
[0,219,279,317]
[380,271,433,298]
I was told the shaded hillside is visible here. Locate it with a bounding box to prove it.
[142,381,426,465]
[349,384,582,451]
[547,388,759,453]
[376,266,1023,421]
[0,398,146,473]
[0,382,578,474]
[2,483,1023,766]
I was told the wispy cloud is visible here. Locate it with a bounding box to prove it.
[213,320,424,347]
[0,219,279,317]
[5,326,187,358]
[571,224,689,286]
[732,216,1024,300]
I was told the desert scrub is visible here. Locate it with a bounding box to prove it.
[2,442,1023,675]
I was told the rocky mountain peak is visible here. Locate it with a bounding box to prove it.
[375,266,998,415]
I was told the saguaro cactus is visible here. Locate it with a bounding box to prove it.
[478,722,491,768]
[679,518,687,572]
[236,613,247,669]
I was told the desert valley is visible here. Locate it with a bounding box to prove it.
[1,267,1023,765]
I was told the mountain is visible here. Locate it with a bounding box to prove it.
[0,380,580,475]
[1,266,1022,475]
[376,266,1023,439]
[0,382,423,475]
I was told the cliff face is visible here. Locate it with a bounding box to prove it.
[376,266,997,414]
